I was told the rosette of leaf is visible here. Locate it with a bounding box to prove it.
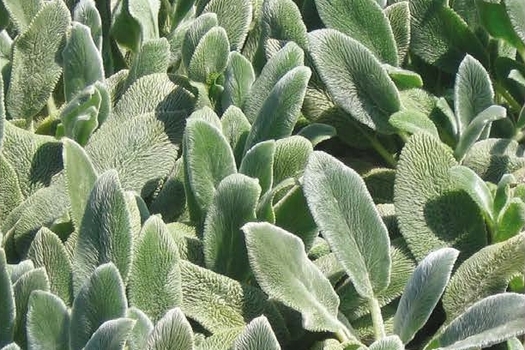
[56,84,110,146]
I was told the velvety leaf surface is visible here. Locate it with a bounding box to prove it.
[13,267,49,348]
[315,0,398,65]
[203,0,252,50]
[304,151,391,298]
[69,263,127,350]
[203,174,260,281]
[180,260,288,342]
[369,336,404,350]
[393,248,458,344]
[83,318,135,350]
[442,233,525,321]
[454,55,494,136]
[181,13,218,69]
[243,42,304,123]
[26,291,70,350]
[127,308,153,350]
[124,38,170,90]
[308,29,400,134]
[6,0,70,119]
[0,249,15,347]
[62,22,104,102]
[261,0,308,50]
[2,0,43,32]
[243,66,311,152]
[188,26,229,83]
[183,118,237,223]
[408,0,487,73]
[63,138,98,231]
[384,1,410,64]
[232,316,281,350]
[129,216,182,322]
[27,228,73,305]
[146,308,194,350]
[73,170,132,294]
[222,52,255,111]
[73,0,102,51]
[394,133,487,261]
[240,140,275,194]
[434,293,525,350]
[243,222,341,333]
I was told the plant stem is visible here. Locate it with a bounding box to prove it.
[335,328,350,344]
[494,82,522,114]
[369,297,386,340]
[363,133,397,168]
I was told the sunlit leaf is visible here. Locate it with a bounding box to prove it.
[27,291,70,350]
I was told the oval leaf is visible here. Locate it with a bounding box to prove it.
[243,222,342,333]
[304,151,391,298]
[308,29,400,134]
[27,291,70,350]
[83,318,135,350]
[73,170,132,294]
[69,263,127,350]
[146,308,194,350]
[129,216,182,322]
[0,249,15,347]
[393,248,459,344]
[232,316,281,350]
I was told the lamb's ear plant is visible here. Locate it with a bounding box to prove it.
[1,0,525,349]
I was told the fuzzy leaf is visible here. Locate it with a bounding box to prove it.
[73,170,132,294]
[129,216,182,322]
[243,66,311,152]
[304,151,391,298]
[232,316,281,350]
[273,136,313,185]
[13,268,49,348]
[369,336,404,350]
[183,118,237,223]
[0,344,20,350]
[240,141,275,194]
[203,0,252,50]
[243,222,341,332]
[449,165,494,222]
[308,29,401,134]
[442,233,525,321]
[2,0,42,32]
[0,249,15,347]
[384,65,423,89]
[315,0,398,65]
[182,13,218,69]
[454,55,494,136]
[462,138,525,183]
[389,110,439,138]
[203,174,260,281]
[127,307,154,350]
[506,0,525,47]
[394,133,487,261]
[434,293,525,350]
[261,0,308,50]
[83,318,135,350]
[63,138,98,231]
[146,308,194,350]
[69,263,127,350]
[124,38,170,90]
[87,110,188,193]
[409,0,487,73]
[6,0,70,119]
[222,52,255,109]
[188,26,229,83]
[297,123,336,147]
[455,105,506,160]
[384,2,410,64]
[26,291,69,350]
[0,156,23,223]
[73,0,103,51]
[243,42,304,123]
[180,260,288,342]
[394,248,459,344]
[62,22,104,102]
[27,228,73,306]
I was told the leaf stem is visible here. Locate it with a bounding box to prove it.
[363,133,397,168]
[494,82,521,114]
[369,297,386,340]
[335,328,350,344]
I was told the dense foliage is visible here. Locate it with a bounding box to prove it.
[0,0,524,349]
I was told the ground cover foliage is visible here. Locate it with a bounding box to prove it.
[0,0,524,349]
